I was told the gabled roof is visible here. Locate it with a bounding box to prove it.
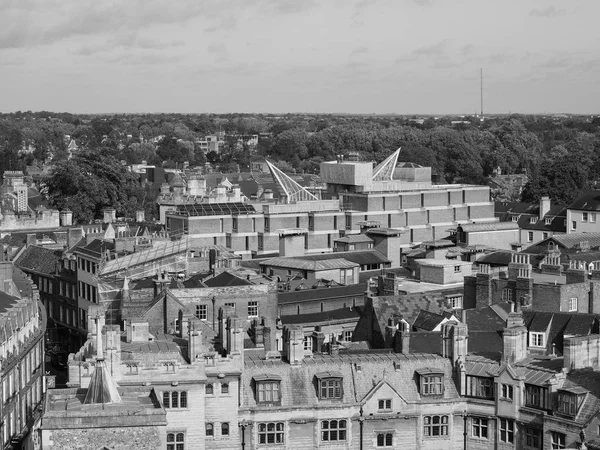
[262,257,359,271]
[204,271,253,287]
[412,310,453,331]
[334,234,374,245]
[280,307,360,326]
[458,221,519,232]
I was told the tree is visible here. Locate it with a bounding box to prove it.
[45,151,143,223]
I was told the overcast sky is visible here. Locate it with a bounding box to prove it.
[2,0,599,114]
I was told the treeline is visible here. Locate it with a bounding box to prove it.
[2,112,600,208]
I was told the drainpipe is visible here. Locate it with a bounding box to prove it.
[239,421,247,450]
[463,410,468,450]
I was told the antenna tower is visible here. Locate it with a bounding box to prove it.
[480,68,484,121]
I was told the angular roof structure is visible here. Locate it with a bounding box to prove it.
[372,147,401,181]
[266,160,318,203]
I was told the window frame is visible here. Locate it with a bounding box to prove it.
[318,377,343,400]
[556,391,578,416]
[446,294,463,309]
[501,288,513,302]
[423,415,449,437]
[466,376,494,399]
[525,384,548,410]
[378,399,392,411]
[206,423,214,437]
[500,384,514,401]
[471,417,488,439]
[421,374,444,396]
[551,431,566,449]
[206,383,214,396]
[257,380,281,404]
[248,301,259,318]
[195,304,207,320]
[499,418,514,444]
[529,332,545,348]
[525,426,542,449]
[221,383,229,395]
[166,432,185,450]
[258,422,285,445]
[376,432,394,447]
[221,422,229,436]
[321,419,347,442]
[568,297,578,312]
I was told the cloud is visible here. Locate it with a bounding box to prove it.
[460,45,475,56]
[529,6,563,18]
[73,34,184,57]
[413,0,435,6]
[0,0,238,50]
[262,0,318,15]
[411,40,448,57]
[350,46,369,56]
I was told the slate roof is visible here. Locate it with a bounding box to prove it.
[15,245,61,274]
[568,190,600,211]
[203,271,252,287]
[458,222,519,232]
[495,201,567,232]
[262,250,391,269]
[278,283,365,305]
[522,311,599,354]
[262,257,358,271]
[476,251,514,267]
[465,306,507,332]
[538,232,600,250]
[559,369,600,424]
[412,310,453,331]
[241,352,460,410]
[280,307,360,325]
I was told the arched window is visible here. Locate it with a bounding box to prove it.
[221,383,229,394]
[206,383,213,395]
[221,422,230,436]
[206,423,214,436]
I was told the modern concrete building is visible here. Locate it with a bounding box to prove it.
[165,149,496,259]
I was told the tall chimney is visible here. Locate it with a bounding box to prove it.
[539,196,551,221]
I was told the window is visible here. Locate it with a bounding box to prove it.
[543,232,549,239]
[221,423,229,436]
[224,302,235,311]
[378,399,392,410]
[166,432,185,450]
[512,215,518,222]
[342,330,353,342]
[447,294,463,309]
[303,336,312,352]
[423,415,448,437]
[264,217,270,231]
[528,231,534,242]
[248,301,258,318]
[525,384,548,409]
[466,376,494,399]
[232,217,238,231]
[501,288,513,302]
[530,217,537,224]
[321,420,347,441]
[206,384,213,395]
[319,378,342,399]
[500,384,513,401]
[454,265,461,273]
[529,332,545,347]
[258,422,284,444]
[195,305,207,320]
[499,419,514,443]
[551,431,566,449]
[376,432,393,447]
[568,297,578,312]
[472,417,488,439]
[525,427,542,449]
[583,212,589,222]
[163,391,187,409]
[572,221,577,230]
[257,381,280,403]
[591,213,597,223]
[421,375,443,396]
[206,423,214,437]
[557,392,578,416]
[221,383,229,394]
[545,217,552,225]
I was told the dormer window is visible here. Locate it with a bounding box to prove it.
[529,332,545,348]
[315,372,343,400]
[417,368,444,396]
[253,374,282,404]
[556,388,587,417]
[545,217,552,225]
[378,399,392,410]
[512,215,519,222]
[530,217,537,224]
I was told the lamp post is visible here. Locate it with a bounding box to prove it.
[239,420,248,450]
[462,410,468,450]
[358,406,364,450]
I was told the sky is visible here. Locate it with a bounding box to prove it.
[2,0,600,115]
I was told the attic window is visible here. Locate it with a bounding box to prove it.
[416,368,444,396]
[556,389,586,416]
[545,218,552,225]
[315,372,343,400]
[530,217,537,224]
[253,375,282,404]
[529,332,545,348]
[512,215,519,222]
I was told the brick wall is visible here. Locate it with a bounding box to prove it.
[43,426,164,450]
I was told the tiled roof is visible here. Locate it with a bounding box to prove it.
[543,232,600,250]
[269,250,392,267]
[475,251,514,266]
[241,352,460,409]
[559,369,600,423]
[15,245,61,274]
[465,307,507,332]
[334,234,374,244]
